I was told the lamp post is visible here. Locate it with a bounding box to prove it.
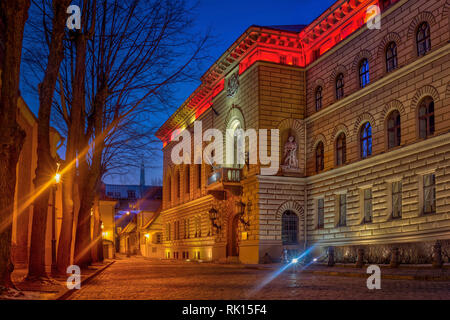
[51,163,61,275]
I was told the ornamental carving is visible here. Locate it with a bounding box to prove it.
[227,73,239,98]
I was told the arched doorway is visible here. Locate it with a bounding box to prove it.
[227,214,240,257]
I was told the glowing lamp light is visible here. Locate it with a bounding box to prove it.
[313,258,318,262]
[145,233,150,239]
[101,223,104,230]
[126,211,130,215]
[292,258,298,264]
[102,232,108,238]
[55,173,61,184]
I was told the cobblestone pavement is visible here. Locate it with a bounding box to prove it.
[69,257,450,300]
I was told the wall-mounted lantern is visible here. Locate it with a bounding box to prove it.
[236,201,250,230]
[209,208,221,233]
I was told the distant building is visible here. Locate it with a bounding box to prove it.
[99,163,162,255]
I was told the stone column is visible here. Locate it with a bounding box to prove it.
[356,248,365,268]
[432,241,443,268]
[390,247,400,268]
[327,246,335,267]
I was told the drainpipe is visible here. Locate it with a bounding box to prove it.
[304,119,307,250]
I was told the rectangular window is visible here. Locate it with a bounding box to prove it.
[364,189,373,223]
[339,195,347,226]
[392,181,402,219]
[197,164,202,189]
[423,174,436,214]
[127,190,136,199]
[317,199,325,229]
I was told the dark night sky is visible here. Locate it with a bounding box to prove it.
[21,0,336,186]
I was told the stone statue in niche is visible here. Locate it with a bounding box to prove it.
[281,135,300,173]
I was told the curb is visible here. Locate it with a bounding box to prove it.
[55,261,115,300]
[300,269,450,281]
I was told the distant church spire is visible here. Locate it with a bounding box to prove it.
[140,160,145,187]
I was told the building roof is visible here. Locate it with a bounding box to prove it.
[256,24,307,33]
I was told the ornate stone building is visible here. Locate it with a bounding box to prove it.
[156,0,450,264]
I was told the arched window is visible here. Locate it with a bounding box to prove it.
[387,110,401,149]
[416,22,431,56]
[315,86,323,111]
[418,97,435,139]
[176,171,180,199]
[196,164,202,190]
[336,133,346,166]
[386,42,398,72]
[167,176,172,202]
[359,59,370,88]
[360,122,372,159]
[336,73,344,100]
[282,211,298,245]
[315,141,324,172]
[226,119,244,168]
[185,166,190,194]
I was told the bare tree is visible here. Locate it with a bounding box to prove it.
[26,0,72,281]
[0,0,30,293]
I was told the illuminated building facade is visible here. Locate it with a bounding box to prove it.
[156,0,450,264]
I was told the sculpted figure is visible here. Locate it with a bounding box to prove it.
[283,136,299,169]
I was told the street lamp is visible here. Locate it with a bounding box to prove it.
[51,162,61,275]
[209,208,221,233]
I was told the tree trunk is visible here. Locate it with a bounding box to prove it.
[27,0,71,280]
[0,0,30,291]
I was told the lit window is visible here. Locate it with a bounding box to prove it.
[392,181,402,219]
[418,97,435,139]
[339,195,347,227]
[336,73,344,100]
[360,122,372,159]
[282,211,298,245]
[336,133,346,166]
[386,42,398,72]
[416,22,431,56]
[387,110,401,149]
[315,86,323,111]
[315,142,324,172]
[317,199,324,229]
[423,174,436,214]
[359,59,370,88]
[363,189,373,223]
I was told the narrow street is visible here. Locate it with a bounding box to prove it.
[68,257,450,300]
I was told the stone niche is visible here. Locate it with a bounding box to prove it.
[278,118,305,176]
[320,240,450,264]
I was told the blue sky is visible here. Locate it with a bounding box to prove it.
[21,0,336,185]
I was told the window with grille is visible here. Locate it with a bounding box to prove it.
[339,195,347,226]
[315,86,323,111]
[386,42,398,72]
[387,110,401,149]
[418,97,435,139]
[416,22,431,56]
[317,199,324,229]
[392,181,402,219]
[336,73,344,100]
[336,133,346,166]
[316,142,324,172]
[423,174,436,214]
[360,122,372,159]
[364,189,373,223]
[282,211,298,245]
[359,59,370,88]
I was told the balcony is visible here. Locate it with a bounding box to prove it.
[207,167,242,197]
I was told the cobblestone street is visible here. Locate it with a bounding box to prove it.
[68,257,450,300]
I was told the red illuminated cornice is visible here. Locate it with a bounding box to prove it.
[156,0,382,146]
